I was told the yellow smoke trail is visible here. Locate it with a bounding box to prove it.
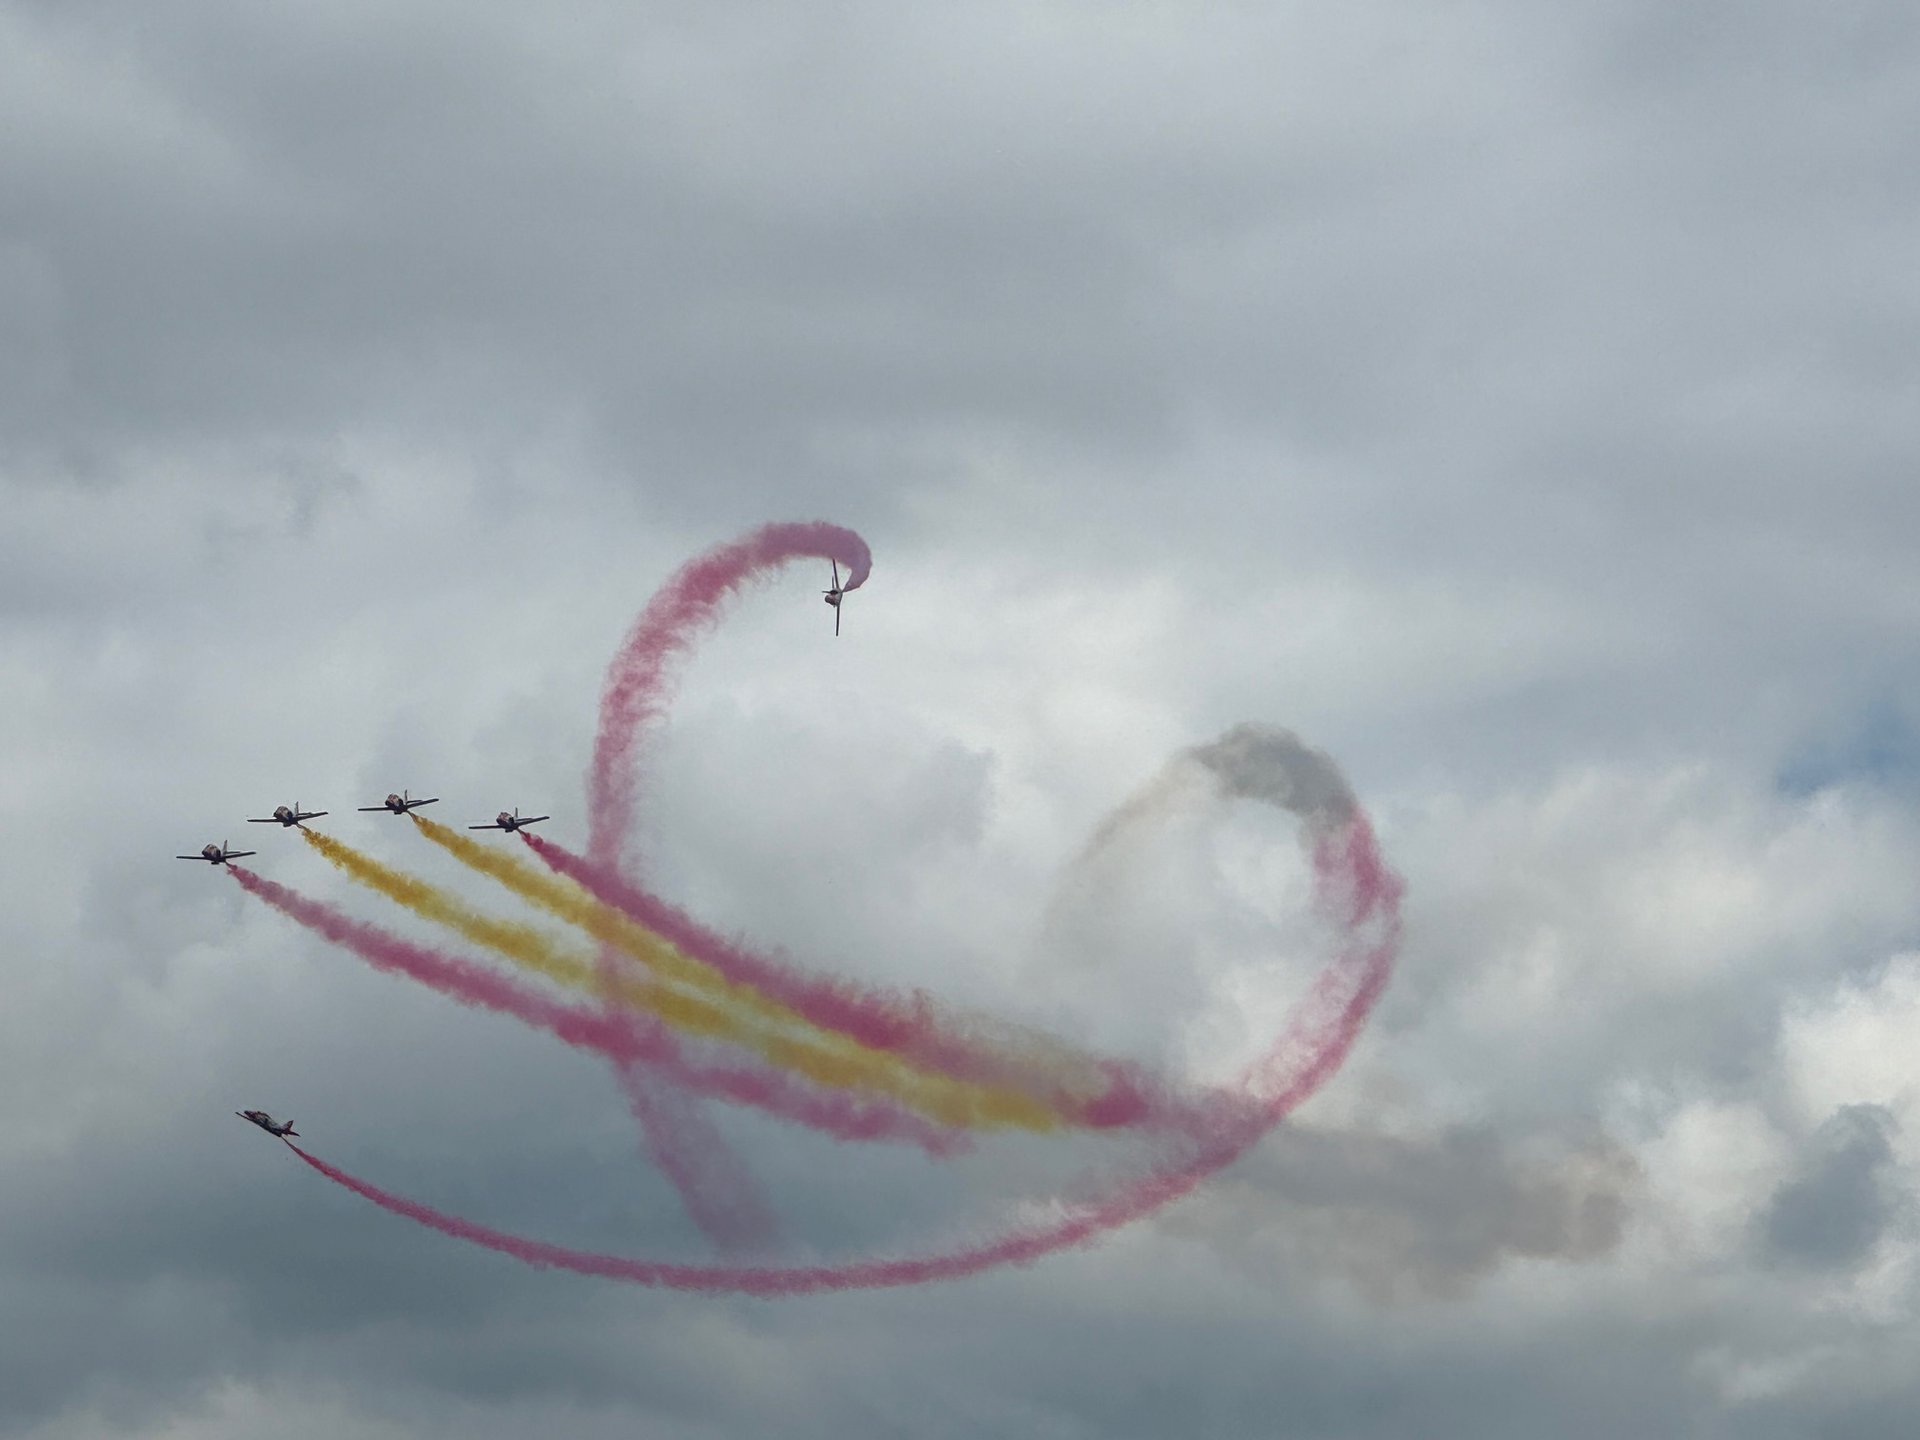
[310,825,1061,1133]
[411,818,827,1015]
[405,819,1061,1131]
[302,828,598,994]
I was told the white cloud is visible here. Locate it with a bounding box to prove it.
[1784,954,1920,1144]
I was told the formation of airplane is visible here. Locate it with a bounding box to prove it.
[212,791,540,1143]
[178,791,559,862]
[469,808,548,833]
[176,841,256,865]
[358,790,438,815]
[209,797,544,1143]
[207,571,862,1147]
[248,801,327,828]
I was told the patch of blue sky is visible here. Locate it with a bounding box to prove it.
[1777,697,1920,797]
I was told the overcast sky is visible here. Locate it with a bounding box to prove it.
[4,1,1920,1435]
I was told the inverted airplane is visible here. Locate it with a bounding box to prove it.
[469,808,548,832]
[176,841,257,866]
[236,1109,297,1138]
[824,559,846,636]
[358,790,438,815]
[248,801,327,828]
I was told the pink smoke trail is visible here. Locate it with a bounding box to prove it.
[260,524,1400,1288]
[227,864,772,1249]
[278,811,1400,1295]
[523,831,1163,1131]
[227,867,967,1160]
[588,520,872,867]
[582,523,872,1238]
[608,1055,780,1252]
[569,521,1169,1138]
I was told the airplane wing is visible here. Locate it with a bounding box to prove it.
[303,811,329,820]
[357,805,387,811]
[230,850,257,858]
[523,815,550,825]
[246,818,278,823]
[176,854,206,860]
[467,822,501,830]
[835,604,841,636]
[412,798,439,807]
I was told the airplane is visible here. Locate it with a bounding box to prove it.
[247,801,327,828]
[469,808,549,832]
[236,1109,297,1138]
[358,790,439,815]
[176,841,257,866]
[823,559,846,636]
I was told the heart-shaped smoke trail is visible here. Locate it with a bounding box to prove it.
[277,690,1401,1291]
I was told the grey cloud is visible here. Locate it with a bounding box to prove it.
[1071,722,1357,874]
[0,1,1189,508]
[4,0,1920,1436]
[1162,1121,1640,1302]
[1760,1103,1905,1271]
[1188,723,1357,830]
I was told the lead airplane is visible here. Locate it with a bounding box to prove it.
[824,558,846,636]
[469,807,548,832]
[176,841,257,866]
[358,789,438,815]
[236,1109,297,1138]
[248,801,327,828]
